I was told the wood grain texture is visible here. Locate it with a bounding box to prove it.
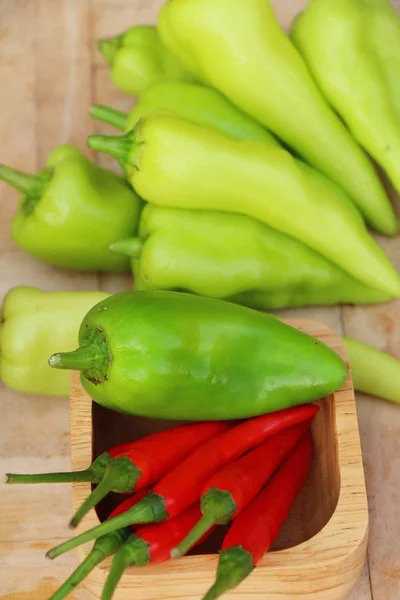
[1,0,399,598]
[68,320,368,600]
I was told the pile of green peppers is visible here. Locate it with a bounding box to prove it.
[1,0,400,413]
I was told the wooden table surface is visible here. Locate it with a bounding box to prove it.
[0,1,399,599]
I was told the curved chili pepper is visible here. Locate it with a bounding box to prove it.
[48,487,149,600]
[101,504,211,600]
[7,420,229,528]
[46,404,318,559]
[172,420,311,557]
[203,432,313,600]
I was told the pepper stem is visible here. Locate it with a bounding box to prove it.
[90,105,128,131]
[101,543,133,600]
[49,326,110,385]
[70,457,141,528]
[202,547,254,600]
[0,165,46,196]
[87,133,132,161]
[49,531,127,600]
[172,489,236,558]
[98,36,122,66]
[47,493,167,560]
[49,345,99,371]
[109,238,143,258]
[5,453,111,486]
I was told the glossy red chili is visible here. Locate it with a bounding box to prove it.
[47,404,318,559]
[172,420,311,557]
[202,432,313,600]
[101,505,211,600]
[7,420,230,527]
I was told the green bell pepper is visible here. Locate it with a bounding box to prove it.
[98,25,196,98]
[111,205,389,309]
[0,287,109,397]
[291,0,400,197]
[49,291,348,420]
[157,0,397,236]
[87,114,400,297]
[0,144,142,272]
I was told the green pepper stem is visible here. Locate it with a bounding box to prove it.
[90,105,128,131]
[98,36,122,66]
[202,547,254,600]
[49,345,98,372]
[47,493,167,560]
[49,532,127,600]
[87,133,131,161]
[109,238,143,258]
[5,453,111,486]
[0,165,44,196]
[101,544,133,600]
[172,489,236,558]
[70,457,141,528]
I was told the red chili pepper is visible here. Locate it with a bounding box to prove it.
[172,420,311,557]
[47,404,318,559]
[202,432,313,600]
[101,505,212,600]
[6,420,230,528]
[47,487,149,600]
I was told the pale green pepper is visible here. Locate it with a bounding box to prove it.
[0,144,142,272]
[291,0,400,196]
[343,338,400,404]
[0,287,109,397]
[98,25,196,97]
[112,204,389,308]
[157,0,397,235]
[87,114,400,297]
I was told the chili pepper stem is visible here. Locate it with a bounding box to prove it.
[90,105,128,131]
[101,544,133,600]
[5,453,112,486]
[47,493,167,560]
[98,37,122,66]
[172,489,236,558]
[70,457,141,528]
[0,165,46,196]
[87,134,132,162]
[109,238,143,258]
[202,547,254,600]
[49,531,128,600]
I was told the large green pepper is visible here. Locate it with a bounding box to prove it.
[49,291,348,420]
[98,25,196,98]
[111,205,389,309]
[157,0,397,236]
[291,0,400,196]
[0,287,109,397]
[87,115,400,297]
[0,144,141,272]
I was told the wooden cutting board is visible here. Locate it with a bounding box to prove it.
[0,1,399,599]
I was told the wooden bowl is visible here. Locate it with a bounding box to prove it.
[69,319,368,600]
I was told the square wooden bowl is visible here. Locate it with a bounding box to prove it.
[69,318,368,600]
